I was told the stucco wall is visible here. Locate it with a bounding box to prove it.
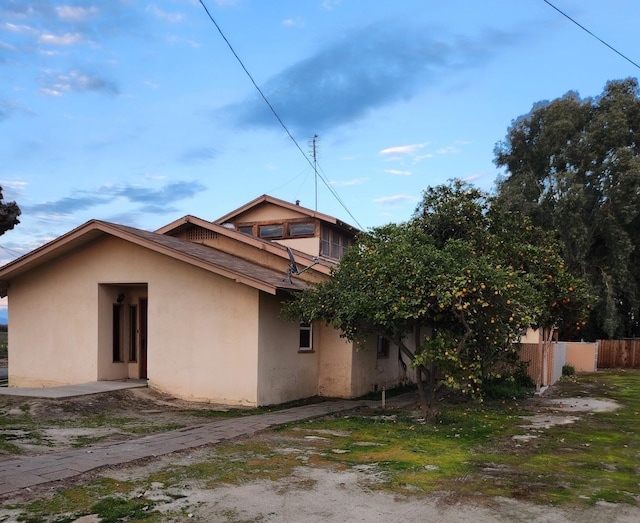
[274,237,321,258]
[317,324,354,398]
[8,250,100,386]
[351,339,413,397]
[316,330,416,399]
[565,342,598,372]
[233,203,309,223]
[256,293,319,406]
[8,236,261,405]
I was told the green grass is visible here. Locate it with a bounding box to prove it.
[0,331,8,359]
[7,370,640,521]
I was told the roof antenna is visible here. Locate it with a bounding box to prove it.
[311,134,319,211]
[285,246,319,284]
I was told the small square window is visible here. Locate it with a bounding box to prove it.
[238,226,254,236]
[299,323,313,352]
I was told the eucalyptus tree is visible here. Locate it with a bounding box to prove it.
[495,78,640,339]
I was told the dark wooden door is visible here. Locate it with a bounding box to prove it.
[139,298,148,379]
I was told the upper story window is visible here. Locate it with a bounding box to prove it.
[238,221,316,240]
[321,227,353,259]
[259,224,284,238]
[233,219,353,260]
[289,222,315,236]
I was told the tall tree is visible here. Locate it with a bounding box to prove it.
[0,187,20,237]
[495,79,640,339]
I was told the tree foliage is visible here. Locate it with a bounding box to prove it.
[494,78,640,339]
[283,181,589,415]
[0,187,20,238]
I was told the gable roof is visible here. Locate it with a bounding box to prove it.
[0,220,309,297]
[154,214,334,275]
[214,194,359,234]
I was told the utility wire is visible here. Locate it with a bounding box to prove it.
[542,0,640,70]
[197,0,364,229]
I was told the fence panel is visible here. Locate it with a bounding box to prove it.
[519,343,555,386]
[597,339,640,368]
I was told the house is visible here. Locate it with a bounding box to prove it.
[0,195,410,406]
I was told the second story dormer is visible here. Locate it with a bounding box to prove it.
[214,195,359,261]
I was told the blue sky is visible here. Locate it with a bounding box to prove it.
[1,0,639,268]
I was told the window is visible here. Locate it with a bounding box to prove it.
[259,224,284,238]
[320,227,353,259]
[299,323,313,352]
[112,304,122,362]
[129,305,137,362]
[238,225,253,236]
[290,222,315,236]
[377,336,390,358]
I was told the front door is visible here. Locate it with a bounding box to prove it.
[139,298,148,379]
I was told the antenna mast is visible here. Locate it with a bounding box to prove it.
[312,134,318,211]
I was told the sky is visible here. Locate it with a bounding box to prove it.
[1,0,639,268]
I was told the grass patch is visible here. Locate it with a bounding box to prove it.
[12,475,191,523]
[0,331,7,359]
[6,370,640,521]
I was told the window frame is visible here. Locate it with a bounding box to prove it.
[299,323,313,352]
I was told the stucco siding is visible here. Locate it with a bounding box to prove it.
[317,324,354,398]
[256,293,318,405]
[8,236,261,404]
[8,250,100,386]
[274,237,321,258]
[565,342,598,372]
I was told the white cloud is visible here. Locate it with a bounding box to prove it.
[322,0,342,10]
[1,22,36,35]
[282,17,305,27]
[39,87,62,97]
[385,169,411,176]
[147,6,185,23]
[373,194,417,206]
[1,181,29,192]
[55,6,99,21]
[39,32,86,46]
[380,143,427,156]
[436,145,462,155]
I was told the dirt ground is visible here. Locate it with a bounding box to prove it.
[1,385,640,522]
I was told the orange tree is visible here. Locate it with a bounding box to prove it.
[283,181,589,416]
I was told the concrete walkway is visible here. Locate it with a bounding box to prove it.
[0,380,148,398]
[0,392,417,496]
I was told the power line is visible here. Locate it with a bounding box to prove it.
[197,0,364,229]
[542,0,640,70]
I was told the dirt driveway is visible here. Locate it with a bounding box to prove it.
[1,378,640,522]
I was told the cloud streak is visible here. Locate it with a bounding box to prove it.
[40,70,119,96]
[220,22,518,135]
[24,180,206,217]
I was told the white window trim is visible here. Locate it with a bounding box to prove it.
[299,323,313,352]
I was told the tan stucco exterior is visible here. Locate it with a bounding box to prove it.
[9,236,263,404]
[1,197,410,407]
[565,342,598,373]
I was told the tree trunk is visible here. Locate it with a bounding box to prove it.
[396,338,438,419]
